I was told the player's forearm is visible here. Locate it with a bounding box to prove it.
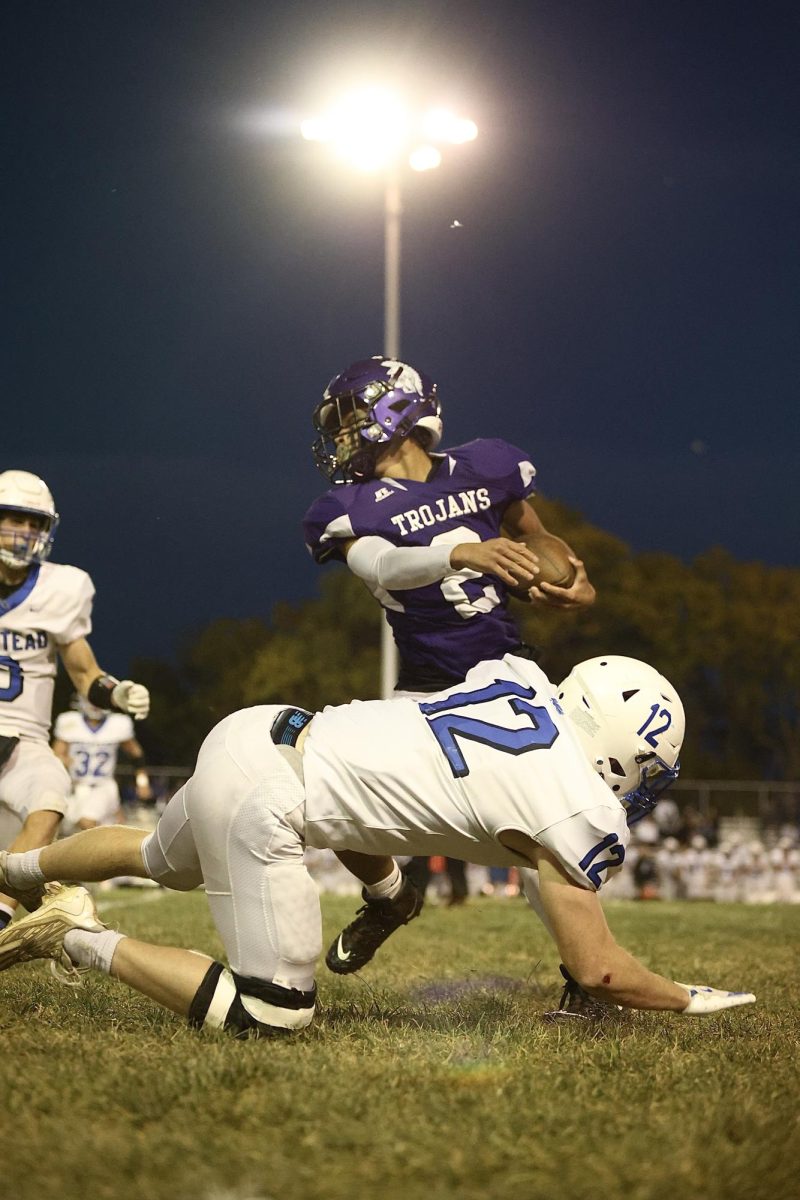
[346,536,453,589]
[572,942,689,1011]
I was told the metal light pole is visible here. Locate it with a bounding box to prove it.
[380,167,402,697]
[301,94,477,700]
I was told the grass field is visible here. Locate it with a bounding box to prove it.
[2,890,798,1200]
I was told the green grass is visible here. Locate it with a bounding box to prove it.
[1,892,798,1200]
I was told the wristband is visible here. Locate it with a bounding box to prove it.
[87,674,122,712]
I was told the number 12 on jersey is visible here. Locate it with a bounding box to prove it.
[419,679,559,778]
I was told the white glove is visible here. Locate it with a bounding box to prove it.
[675,983,756,1015]
[111,680,150,721]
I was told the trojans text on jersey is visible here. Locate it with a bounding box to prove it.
[389,488,492,537]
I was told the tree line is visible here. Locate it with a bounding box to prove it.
[124,497,800,780]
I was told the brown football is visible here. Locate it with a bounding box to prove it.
[507,532,576,601]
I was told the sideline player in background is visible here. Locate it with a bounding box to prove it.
[0,652,754,1035]
[303,358,596,995]
[52,695,150,834]
[0,470,150,929]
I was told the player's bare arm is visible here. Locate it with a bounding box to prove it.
[527,846,688,1010]
[59,638,105,696]
[59,639,150,720]
[51,737,71,769]
[502,498,596,609]
[525,845,752,1013]
[120,737,145,761]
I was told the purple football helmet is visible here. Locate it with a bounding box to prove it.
[312,357,442,484]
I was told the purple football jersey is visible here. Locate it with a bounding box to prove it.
[302,439,537,681]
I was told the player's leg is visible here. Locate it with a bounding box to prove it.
[445,858,468,906]
[325,852,424,975]
[185,741,319,1030]
[0,880,224,1019]
[324,683,431,973]
[0,777,206,911]
[0,743,71,926]
[0,826,152,908]
[334,849,397,886]
[105,938,214,1017]
[142,720,319,1032]
[66,780,120,836]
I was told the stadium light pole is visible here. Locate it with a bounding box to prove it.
[301,93,478,697]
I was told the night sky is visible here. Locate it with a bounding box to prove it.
[4,0,798,670]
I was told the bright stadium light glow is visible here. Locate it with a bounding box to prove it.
[301,93,477,171]
[300,88,410,172]
[420,108,479,145]
[408,144,442,171]
[448,116,478,144]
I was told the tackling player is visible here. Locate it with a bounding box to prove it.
[0,653,755,1034]
[0,470,150,928]
[302,357,597,1008]
[52,695,150,834]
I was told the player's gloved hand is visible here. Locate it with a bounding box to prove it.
[675,983,756,1014]
[111,680,150,721]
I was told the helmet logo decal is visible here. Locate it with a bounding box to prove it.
[381,359,423,395]
[568,705,601,737]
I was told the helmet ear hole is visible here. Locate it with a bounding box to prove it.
[608,757,626,777]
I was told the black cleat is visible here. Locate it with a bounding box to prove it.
[325,877,424,975]
[542,964,626,1023]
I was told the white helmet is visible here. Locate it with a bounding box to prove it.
[0,470,59,568]
[557,655,685,825]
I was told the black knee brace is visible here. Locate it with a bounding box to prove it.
[188,961,316,1038]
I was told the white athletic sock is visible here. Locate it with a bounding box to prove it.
[364,861,403,901]
[6,848,45,889]
[63,928,126,974]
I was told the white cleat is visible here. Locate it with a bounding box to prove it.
[0,849,48,912]
[0,884,107,975]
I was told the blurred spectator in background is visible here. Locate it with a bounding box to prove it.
[632,843,660,900]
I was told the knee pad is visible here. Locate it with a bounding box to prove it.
[188,961,316,1038]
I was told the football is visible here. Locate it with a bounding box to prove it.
[507,532,576,601]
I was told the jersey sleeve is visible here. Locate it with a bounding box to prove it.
[302,492,356,565]
[481,439,537,502]
[537,805,630,892]
[114,714,136,742]
[52,711,71,740]
[455,438,536,504]
[49,567,95,645]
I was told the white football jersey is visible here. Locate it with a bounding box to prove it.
[0,563,94,742]
[303,654,629,891]
[52,709,135,783]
